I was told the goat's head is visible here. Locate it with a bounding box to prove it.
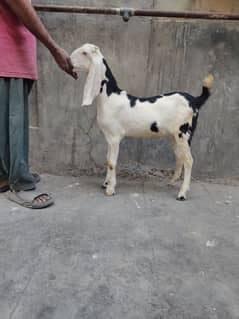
[71,43,105,106]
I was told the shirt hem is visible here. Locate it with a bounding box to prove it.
[0,71,37,80]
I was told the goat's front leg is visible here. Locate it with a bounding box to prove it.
[105,139,120,196]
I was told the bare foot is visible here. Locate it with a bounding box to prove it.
[34,194,51,203]
[0,179,8,188]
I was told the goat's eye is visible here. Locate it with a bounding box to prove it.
[82,52,87,56]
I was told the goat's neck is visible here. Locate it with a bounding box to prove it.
[99,59,121,102]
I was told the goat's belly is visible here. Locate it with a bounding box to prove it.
[125,124,165,138]
[127,130,164,138]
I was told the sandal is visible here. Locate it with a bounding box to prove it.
[7,190,54,209]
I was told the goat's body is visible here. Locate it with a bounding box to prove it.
[71,44,213,200]
[96,60,212,200]
[97,90,193,139]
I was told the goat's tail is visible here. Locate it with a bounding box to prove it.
[193,74,214,110]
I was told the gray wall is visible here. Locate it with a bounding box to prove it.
[30,0,239,178]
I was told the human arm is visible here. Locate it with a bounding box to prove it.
[4,0,77,79]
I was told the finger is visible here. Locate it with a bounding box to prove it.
[65,67,78,79]
[66,59,78,79]
[70,69,78,79]
[67,57,74,68]
[72,72,78,79]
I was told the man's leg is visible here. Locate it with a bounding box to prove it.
[0,78,10,187]
[8,78,36,191]
[5,78,53,208]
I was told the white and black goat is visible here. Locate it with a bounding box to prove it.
[71,44,214,200]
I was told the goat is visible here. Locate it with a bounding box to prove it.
[71,43,214,200]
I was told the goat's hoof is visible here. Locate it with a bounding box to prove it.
[105,187,116,196]
[177,195,186,201]
[101,181,108,189]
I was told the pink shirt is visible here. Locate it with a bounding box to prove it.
[0,1,37,80]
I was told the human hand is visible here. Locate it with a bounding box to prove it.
[51,46,78,79]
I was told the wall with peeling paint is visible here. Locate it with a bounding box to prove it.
[29,0,239,178]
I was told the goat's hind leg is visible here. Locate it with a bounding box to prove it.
[177,138,193,201]
[168,137,183,186]
[177,140,193,201]
[169,153,183,186]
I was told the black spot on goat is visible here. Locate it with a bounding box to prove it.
[151,122,159,133]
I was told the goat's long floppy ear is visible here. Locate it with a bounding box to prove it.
[82,54,104,106]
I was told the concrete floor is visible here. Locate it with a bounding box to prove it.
[0,174,239,319]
